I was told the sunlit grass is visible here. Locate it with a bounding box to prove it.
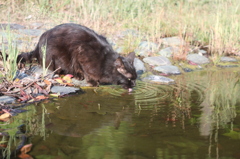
[0,26,19,81]
[0,0,240,56]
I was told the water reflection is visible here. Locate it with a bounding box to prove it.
[8,68,240,159]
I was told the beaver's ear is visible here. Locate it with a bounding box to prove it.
[114,57,127,74]
[126,52,135,64]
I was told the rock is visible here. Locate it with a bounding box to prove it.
[27,65,54,79]
[14,70,29,80]
[161,36,186,46]
[50,86,82,95]
[18,29,44,37]
[154,65,181,75]
[72,78,89,86]
[198,49,207,55]
[157,46,179,57]
[0,23,26,30]
[135,41,158,57]
[119,29,140,38]
[0,31,22,40]
[30,22,44,29]
[134,58,146,73]
[0,96,16,104]
[182,67,193,72]
[142,75,175,84]
[143,56,172,66]
[187,54,210,65]
[216,64,238,68]
[220,57,237,62]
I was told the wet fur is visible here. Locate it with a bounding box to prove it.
[18,23,137,89]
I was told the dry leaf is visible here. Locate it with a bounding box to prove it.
[20,144,33,154]
[44,79,51,85]
[35,95,48,100]
[54,78,64,84]
[18,153,33,159]
[0,112,11,120]
[62,74,73,83]
[50,93,60,97]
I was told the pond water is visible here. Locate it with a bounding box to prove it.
[6,68,240,159]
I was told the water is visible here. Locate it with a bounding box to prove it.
[5,68,240,159]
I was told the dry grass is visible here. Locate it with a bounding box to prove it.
[0,0,239,56]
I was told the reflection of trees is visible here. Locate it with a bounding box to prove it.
[199,71,240,158]
[200,71,239,136]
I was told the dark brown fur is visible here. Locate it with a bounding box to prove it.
[18,23,137,89]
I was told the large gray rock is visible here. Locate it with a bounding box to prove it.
[143,56,172,66]
[142,75,175,84]
[19,29,44,37]
[0,23,25,30]
[187,54,210,65]
[119,29,140,37]
[0,96,16,104]
[154,65,181,75]
[161,36,186,46]
[0,31,22,40]
[135,41,158,57]
[134,58,146,73]
[157,46,180,57]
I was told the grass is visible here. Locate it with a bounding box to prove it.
[41,43,51,78]
[0,25,19,81]
[0,0,240,57]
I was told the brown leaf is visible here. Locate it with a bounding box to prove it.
[44,79,51,85]
[18,153,33,159]
[20,144,33,154]
[66,83,74,86]
[0,112,11,120]
[35,95,48,100]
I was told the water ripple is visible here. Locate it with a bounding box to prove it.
[96,80,206,109]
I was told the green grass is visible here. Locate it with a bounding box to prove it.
[0,25,19,81]
[0,0,239,56]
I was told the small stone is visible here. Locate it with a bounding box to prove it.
[51,86,82,95]
[220,57,237,62]
[182,68,193,72]
[0,96,16,104]
[198,49,207,55]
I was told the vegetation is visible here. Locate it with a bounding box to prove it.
[0,0,239,56]
[0,25,19,81]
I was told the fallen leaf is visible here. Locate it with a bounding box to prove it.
[50,93,60,97]
[20,143,33,154]
[18,153,33,159]
[62,74,73,83]
[44,79,51,85]
[35,95,48,100]
[0,112,11,120]
[14,78,20,82]
[0,144,7,148]
[54,78,64,84]
[66,83,74,86]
